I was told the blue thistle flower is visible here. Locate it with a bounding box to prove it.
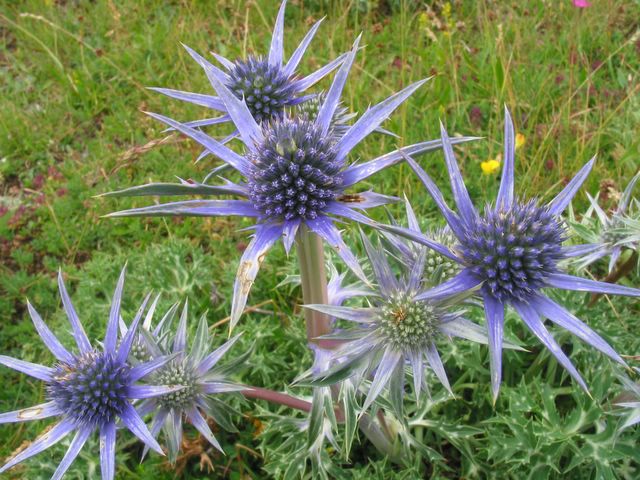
[0,269,183,480]
[104,35,477,331]
[381,108,640,401]
[570,170,640,273]
[150,0,345,146]
[129,301,244,463]
[305,231,501,412]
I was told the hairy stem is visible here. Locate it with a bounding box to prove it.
[296,225,330,344]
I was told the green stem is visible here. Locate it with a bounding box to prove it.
[296,225,330,343]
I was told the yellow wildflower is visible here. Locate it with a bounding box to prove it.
[481,154,502,175]
[515,133,526,149]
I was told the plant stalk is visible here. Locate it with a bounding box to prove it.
[241,388,401,461]
[295,226,400,460]
[296,225,331,344]
[588,251,638,306]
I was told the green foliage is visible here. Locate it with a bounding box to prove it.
[1,0,639,478]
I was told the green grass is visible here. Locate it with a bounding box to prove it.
[1,0,639,478]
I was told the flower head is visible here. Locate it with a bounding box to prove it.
[383,198,460,286]
[570,170,640,273]
[0,269,182,480]
[105,35,477,331]
[150,0,344,139]
[380,108,640,401]
[306,231,497,412]
[481,155,501,175]
[293,91,395,139]
[132,301,244,463]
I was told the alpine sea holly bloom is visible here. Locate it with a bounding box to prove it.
[133,301,244,462]
[104,35,476,331]
[0,269,183,480]
[570,170,640,273]
[151,0,344,139]
[381,108,640,401]
[118,294,180,364]
[305,231,497,413]
[382,197,460,286]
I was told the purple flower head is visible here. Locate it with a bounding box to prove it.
[461,198,568,302]
[570,170,640,273]
[150,0,345,147]
[0,269,183,480]
[105,35,478,331]
[305,231,506,413]
[130,301,244,463]
[379,107,640,401]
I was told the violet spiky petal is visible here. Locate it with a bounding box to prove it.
[0,268,184,478]
[381,109,639,399]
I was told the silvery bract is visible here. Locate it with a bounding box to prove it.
[131,301,244,463]
[570,170,640,272]
[306,231,502,413]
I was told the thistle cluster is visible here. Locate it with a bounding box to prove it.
[423,230,460,281]
[48,352,131,428]
[293,92,355,136]
[3,1,640,478]
[377,291,440,350]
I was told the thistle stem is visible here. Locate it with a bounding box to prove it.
[241,388,401,460]
[588,252,638,306]
[242,387,346,421]
[296,225,331,344]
